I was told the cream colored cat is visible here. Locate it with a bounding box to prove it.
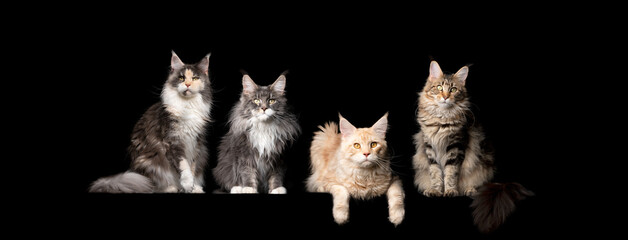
[306,113,405,226]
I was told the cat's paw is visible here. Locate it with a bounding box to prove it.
[180,173,194,192]
[423,188,443,197]
[269,187,287,194]
[443,188,459,197]
[332,206,349,225]
[230,186,243,193]
[164,186,178,193]
[463,188,477,196]
[241,187,258,194]
[191,185,204,193]
[389,206,405,226]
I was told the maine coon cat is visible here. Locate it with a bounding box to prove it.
[89,51,212,193]
[413,61,533,232]
[213,72,300,194]
[307,113,405,226]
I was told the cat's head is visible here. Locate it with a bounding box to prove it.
[339,113,389,168]
[422,61,469,108]
[240,72,289,122]
[165,51,211,98]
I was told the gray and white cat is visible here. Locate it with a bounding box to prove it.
[413,61,533,232]
[213,72,300,194]
[89,51,212,193]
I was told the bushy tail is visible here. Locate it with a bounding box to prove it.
[470,182,534,233]
[89,171,154,193]
[309,122,340,172]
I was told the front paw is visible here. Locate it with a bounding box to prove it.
[423,188,443,197]
[389,206,405,226]
[443,188,459,197]
[269,187,287,194]
[332,206,349,225]
[463,188,477,196]
[191,185,204,193]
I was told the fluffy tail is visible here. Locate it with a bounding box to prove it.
[309,122,340,172]
[470,182,534,233]
[89,171,154,193]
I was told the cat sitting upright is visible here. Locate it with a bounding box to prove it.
[413,60,533,232]
[213,71,301,194]
[307,113,405,226]
[89,51,212,193]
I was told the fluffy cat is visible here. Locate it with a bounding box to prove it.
[213,72,300,194]
[307,113,405,226]
[413,61,533,232]
[89,51,212,193]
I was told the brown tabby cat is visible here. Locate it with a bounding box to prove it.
[307,113,405,226]
[413,60,533,232]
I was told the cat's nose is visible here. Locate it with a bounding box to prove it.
[185,82,191,87]
[261,107,267,111]
[363,153,370,157]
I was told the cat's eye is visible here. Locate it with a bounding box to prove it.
[437,85,443,91]
[253,99,261,105]
[450,87,457,93]
[193,77,200,81]
[371,142,378,148]
[178,76,185,81]
[353,143,361,149]
[268,99,276,104]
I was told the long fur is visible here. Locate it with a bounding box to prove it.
[89,52,212,193]
[213,73,300,193]
[413,61,532,233]
[307,114,405,226]
[471,182,534,233]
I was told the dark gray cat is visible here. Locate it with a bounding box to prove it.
[89,51,212,193]
[213,72,300,194]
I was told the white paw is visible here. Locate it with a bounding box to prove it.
[164,186,178,193]
[191,185,204,193]
[180,173,194,192]
[269,187,287,194]
[241,187,258,193]
[230,186,243,193]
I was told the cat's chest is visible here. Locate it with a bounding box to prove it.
[341,168,391,198]
[247,121,281,157]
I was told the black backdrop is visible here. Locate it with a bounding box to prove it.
[35,5,583,238]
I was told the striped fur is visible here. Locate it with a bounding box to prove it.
[413,61,531,233]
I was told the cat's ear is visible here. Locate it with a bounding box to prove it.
[271,73,287,95]
[371,112,388,138]
[242,74,258,95]
[339,114,356,138]
[428,61,443,81]
[454,66,469,85]
[197,53,211,75]
[171,51,185,70]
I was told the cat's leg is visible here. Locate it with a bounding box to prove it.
[190,144,208,193]
[330,185,351,225]
[268,173,286,194]
[443,144,465,197]
[232,165,258,194]
[387,177,405,226]
[178,158,195,193]
[424,143,444,197]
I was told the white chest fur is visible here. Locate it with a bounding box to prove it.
[162,87,211,161]
[247,120,281,158]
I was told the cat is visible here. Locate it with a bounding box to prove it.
[412,60,533,232]
[213,71,300,194]
[306,113,405,226]
[89,51,212,193]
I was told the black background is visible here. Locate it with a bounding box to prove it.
[27,4,597,238]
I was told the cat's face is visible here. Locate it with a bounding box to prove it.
[339,114,389,168]
[241,73,288,122]
[423,61,468,108]
[166,52,210,98]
